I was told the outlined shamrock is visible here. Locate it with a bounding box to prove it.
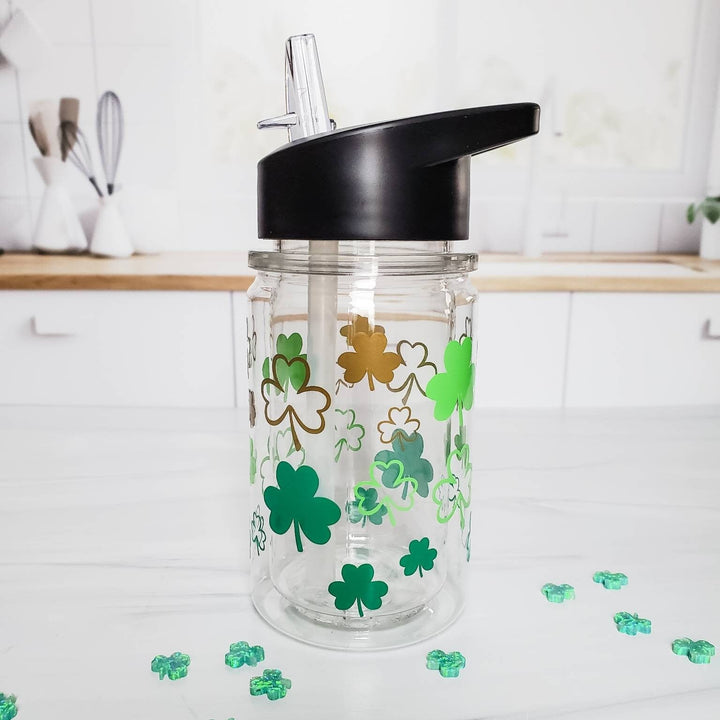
[339,315,385,346]
[672,638,715,664]
[328,562,388,618]
[334,408,365,461]
[346,486,388,526]
[225,641,265,668]
[151,652,190,680]
[387,340,438,404]
[463,513,472,562]
[249,669,292,701]
[459,315,473,342]
[377,405,421,444]
[0,693,18,720]
[593,571,628,590]
[261,356,331,451]
[337,331,401,391]
[374,431,433,498]
[425,337,475,426]
[399,537,438,578]
[264,462,341,552]
[426,650,466,678]
[354,459,418,526]
[261,333,307,389]
[432,442,471,529]
[541,583,575,603]
[614,612,651,636]
[250,507,267,555]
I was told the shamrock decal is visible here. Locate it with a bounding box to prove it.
[249,437,257,485]
[339,314,385,346]
[246,316,257,370]
[261,356,331,451]
[0,694,18,720]
[354,459,418,526]
[463,513,472,562]
[374,431,433,499]
[250,506,267,555]
[432,442,471,529]
[328,562,388,617]
[225,641,265,668]
[426,649,466,678]
[248,390,256,428]
[387,340,437,404]
[346,486,388,527]
[377,405,420,444]
[334,408,365,461]
[672,638,715,664]
[264,462,341,552]
[614,612,651,636]
[249,669,292,701]
[261,333,307,388]
[151,652,191,680]
[425,337,475,426]
[337,331,401,391]
[399,537,438,577]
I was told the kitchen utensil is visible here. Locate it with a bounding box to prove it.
[59,121,104,197]
[59,97,79,160]
[28,116,48,156]
[29,99,60,158]
[246,34,539,650]
[96,90,123,195]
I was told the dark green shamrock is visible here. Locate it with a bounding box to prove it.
[261,333,307,390]
[151,651,190,680]
[249,669,292,701]
[250,507,266,555]
[0,693,18,720]
[425,337,475,426]
[264,461,341,552]
[346,486,388,526]
[399,537,437,577]
[374,431,433,498]
[328,562,388,617]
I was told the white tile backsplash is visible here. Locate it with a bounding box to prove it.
[0,197,31,249]
[91,0,174,46]
[659,201,702,254]
[14,0,92,45]
[0,63,18,122]
[592,200,662,253]
[470,199,525,253]
[0,123,28,196]
[116,122,177,190]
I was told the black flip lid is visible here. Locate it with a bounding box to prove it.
[257,102,540,241]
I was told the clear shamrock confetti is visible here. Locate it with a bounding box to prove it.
[225,641,265,668]
[249,669,292,701]
[614,612,651,636]
[426,650,466,678]
[593,571,628,590]
[328,562,389,617]
[0,694,18,720]
[151,652,190,680]
[541,583,575,603]
[399,537,438,577]
[672,638,715,664]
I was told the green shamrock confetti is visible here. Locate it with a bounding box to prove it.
[672,638,715,664]
[151,652,190,680]
[334,408,365,461]
[328,562,389,618]
[261,333,307,390]
[346,486,388,526]
[593,571,628,590]
[432,443,471,529]
[374,431,433,498]
[225,641,265,668]
[426,650,466,678]
[250,507,267,555]
[614,612,651,636]
[249,669,292,701]
[0,694,18,720]
[264,461,341,552]
[399,537,438,577]
[541,583,575,603]
[425,337,474,426]
[354,459,417,526]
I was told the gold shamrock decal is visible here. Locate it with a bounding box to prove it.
[339,314,385,346]
[261,356,331,451]
[337,331,401,391]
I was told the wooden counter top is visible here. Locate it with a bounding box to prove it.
[0,251,719,292]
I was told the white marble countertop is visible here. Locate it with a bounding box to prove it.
[1,406,719,720]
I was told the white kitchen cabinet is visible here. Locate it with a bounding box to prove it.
[0,291,235,407]
[474,292,570,407]
[565,293,720,406]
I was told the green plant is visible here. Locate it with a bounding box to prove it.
[687,196,720,225]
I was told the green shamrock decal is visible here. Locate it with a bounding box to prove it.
[432,443,471,529]
[346,486,388,526]
[334,408,365,461]
[263,461,341,552]
[354,459,417,526]
[250,507,267,555]
[328,562,389,617]
[249,437,257,485]
[374,431,433,498]
[399,537,438,577]
[261,333,307,390]
[425,337,475,426]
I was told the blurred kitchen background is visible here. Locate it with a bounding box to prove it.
[0,0,719,257]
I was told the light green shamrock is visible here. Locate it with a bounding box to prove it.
[353,459,417,526]
[425,337,475,426]
[432,443,471,529]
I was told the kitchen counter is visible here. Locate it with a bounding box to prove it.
[1,406,718,719]
[1,252,720,291]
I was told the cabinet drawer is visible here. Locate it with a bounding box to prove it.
[0,291,235,407]
[565,293,720,406]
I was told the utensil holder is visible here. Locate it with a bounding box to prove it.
[90,194,133,258]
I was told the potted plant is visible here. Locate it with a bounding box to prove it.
[687,195,720,259]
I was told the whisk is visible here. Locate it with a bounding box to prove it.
[96,91,124,195]
[59,121,104,197]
